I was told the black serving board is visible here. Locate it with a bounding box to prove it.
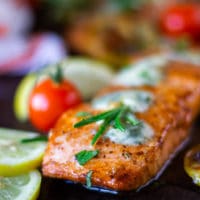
[0,75,200,200]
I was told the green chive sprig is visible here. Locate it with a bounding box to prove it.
[74,105,141,145]
[20,135,48,143]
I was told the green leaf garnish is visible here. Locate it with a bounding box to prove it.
[125,114,141,126]
[86,170,93,187]
[74,105,142,145]
[139,70,150,79]
[74,107,121,128]
[91,116,113,145]
[113,106,128,132]
[20,135,48,143]
[76,111,92,117]
[75,150,99,165]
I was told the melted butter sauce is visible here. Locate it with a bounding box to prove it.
[92,90,153,112]
[113,51,200,87]
[91,51,200,146]
[92,90,154,145]
[169,51,200,66]
[104,122,154,145]
[113,55,168,87]
[92,90,154,146]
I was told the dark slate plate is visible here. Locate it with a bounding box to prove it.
[1,75,200,200]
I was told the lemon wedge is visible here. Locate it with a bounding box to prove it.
[184,144,200,186]
[0,170,41,200]
[13,74,37,122]
[0,128,46,176]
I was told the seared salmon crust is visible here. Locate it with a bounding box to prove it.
[42,60,200,191]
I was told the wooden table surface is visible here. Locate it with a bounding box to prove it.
[1,75,200,200]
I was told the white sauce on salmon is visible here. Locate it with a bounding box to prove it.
[104,121,154,145]
[92,90,154,145]
[113,55,168,87]
[92,90,153,112]
[113,51,200,87]
[93,51,200,146]
[169,51,200,66]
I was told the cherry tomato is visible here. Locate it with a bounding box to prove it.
[29,78,82,132]
[160,4,200,40]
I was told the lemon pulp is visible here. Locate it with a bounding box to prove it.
[0,170,41,200]
[0,128,46,176]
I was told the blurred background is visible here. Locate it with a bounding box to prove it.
[0,0,200,74]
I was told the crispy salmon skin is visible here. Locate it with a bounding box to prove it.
[42,60,200,191]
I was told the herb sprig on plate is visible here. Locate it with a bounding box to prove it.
[20,135,48,143]
[74,105,141,145]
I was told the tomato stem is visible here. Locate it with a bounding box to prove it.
[49,65,63,84]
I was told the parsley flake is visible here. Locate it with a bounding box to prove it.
[75,150,99,165]
[74,105,142,145]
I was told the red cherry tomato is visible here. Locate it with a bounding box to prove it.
[29,79,82,132]
[160,4,200,40]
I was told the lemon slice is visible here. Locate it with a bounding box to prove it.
[0,170,41,200]
[13,74,37,122]
[184,144,200,186]
[61,57,114,100]
[0,128,46,176]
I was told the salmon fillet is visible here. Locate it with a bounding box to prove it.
[42,59,200,191]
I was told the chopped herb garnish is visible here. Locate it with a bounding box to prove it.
[144,96,152,103]
[125,114,141,126]
[75,150,99,165]
[76,111,92,117]
[74,105,142,145]
[139,70,150,79]
[122,152,131,159]
[20,135,48,143]
[86,170,93,187]
[113,106,128,132]
[91,116,113,145]
[74,107,121,128]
